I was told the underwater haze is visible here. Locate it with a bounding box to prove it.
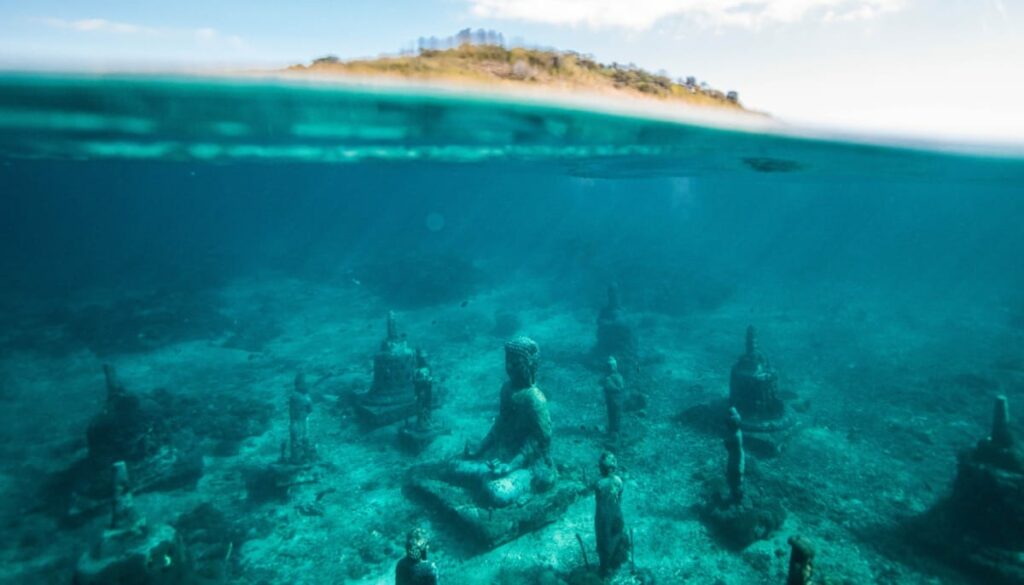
[1,74,1023,585]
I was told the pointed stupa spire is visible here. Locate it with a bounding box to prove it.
[386,310,398,341]
[745,325,758,357]
[992,395,1013,449]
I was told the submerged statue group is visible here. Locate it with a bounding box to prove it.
[66,285,1024,585]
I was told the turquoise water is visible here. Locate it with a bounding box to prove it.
[1,74,1023,584]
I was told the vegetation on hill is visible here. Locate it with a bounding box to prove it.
[288,43,744,111]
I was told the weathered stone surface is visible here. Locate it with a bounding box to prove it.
[404,337,582,548]
[406,471,583,549]
[74,523,191,585]
[355,312,419,428]
[918,395,1024,583]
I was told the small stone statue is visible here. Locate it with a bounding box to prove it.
[110,461,140,531]
[356,311,420,427]
[75,461,191,585]
[395,528,439,585]
[725,407,745,503]
[594,452,629,578]
[787,536,815,585]
[287,373,315,465]
[602,356,625,439]
[399,350,444,453]
[595,284,639,377]
[699,407,785,549]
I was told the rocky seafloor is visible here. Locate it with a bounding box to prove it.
[0,273,1021,585]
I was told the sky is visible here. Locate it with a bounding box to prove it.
[0,0,1021,143]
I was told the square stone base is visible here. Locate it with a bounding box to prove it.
[354,394,418,428]
[405,475,583,550]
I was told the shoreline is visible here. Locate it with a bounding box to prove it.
[1,68,1023,158]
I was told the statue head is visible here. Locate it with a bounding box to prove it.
[505,336,540,387]
[405,527,429,560]
[599,451,618,476]
[606,355,619,375]
[727,407,742,432]
[294,372,308,395]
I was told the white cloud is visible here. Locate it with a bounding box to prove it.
[41,17,158,35]
[193,27,247,48]
[39,17,247,49]
[466,0,906,30]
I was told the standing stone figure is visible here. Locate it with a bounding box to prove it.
[75,461,191,585]
[110,461,139,531]
[395,528,438,585]
[595,451,629,577]
[602,356,625,439]
[786,535,816,585]
[725,407,745,502]
[288,373,315,464]
[399,349,443,453]
[700,405,785,549]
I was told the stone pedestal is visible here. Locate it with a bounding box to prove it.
[74,461,191,585]
[74,523,191,585]
[701,491,786,550]
[405,467,583,550]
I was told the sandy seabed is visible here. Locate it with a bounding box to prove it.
[0,273,1019,585]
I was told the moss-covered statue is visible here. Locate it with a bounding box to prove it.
[451,336,556,506]
[395,528,438,585]
[74,461,192,585]
[405,337,583,549]
[602,356,626,442]
[700,407,785,549]
[244,372,322,503]
[400,350,447,453]
[918,395,1024,583]
[595,452,630,578]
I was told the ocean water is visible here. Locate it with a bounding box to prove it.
[0,74,1023,585]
